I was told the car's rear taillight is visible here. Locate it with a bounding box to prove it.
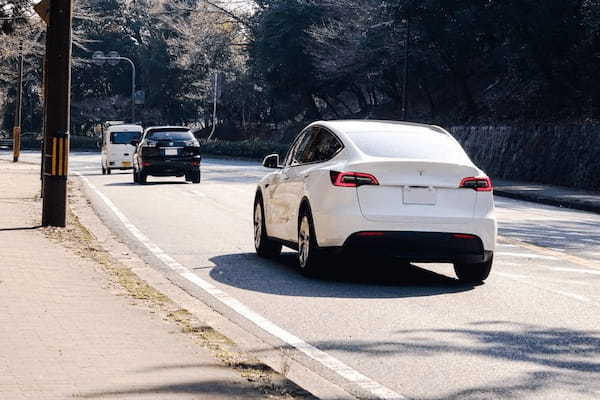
[459,177,493,192]
[330,171,379,187]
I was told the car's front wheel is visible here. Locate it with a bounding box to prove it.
[253,196,282,258]
[298,208,324,278]
[454,255,493,283]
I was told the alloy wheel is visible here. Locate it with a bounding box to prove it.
[298,216,310,268]
[254,204,262,250]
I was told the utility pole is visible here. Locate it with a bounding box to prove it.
[42,0,73,227]
[13,40,23,162]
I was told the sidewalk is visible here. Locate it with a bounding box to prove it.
[494,179,600,214]
[0,161,289,399]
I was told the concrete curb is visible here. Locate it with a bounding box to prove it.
[494,189,600,215]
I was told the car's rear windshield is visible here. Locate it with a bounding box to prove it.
[147,131,194,141]
[110,131,142,144]
[348,129,472,164]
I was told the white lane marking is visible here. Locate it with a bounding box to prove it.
[75,172,407,400]
[549,267,600,276]
[496,272,599,306]
[496,252,557,260]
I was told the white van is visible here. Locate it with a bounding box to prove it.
[101,124,143,175]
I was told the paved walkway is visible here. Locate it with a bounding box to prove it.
[0,161,272,399]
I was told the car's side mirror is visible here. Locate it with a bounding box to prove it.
[263,154,282,169]
[130,140,139,147]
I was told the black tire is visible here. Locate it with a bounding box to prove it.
[191,170,201,184]
[139,170,147,184]
[253,195,282,258]
[454,255,493,283]
[102,165,106,175]
[106,168,112,175]
[297,206,324,278]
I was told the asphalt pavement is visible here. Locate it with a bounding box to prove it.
[3,150,600,400]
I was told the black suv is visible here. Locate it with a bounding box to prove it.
[132,126,201,184]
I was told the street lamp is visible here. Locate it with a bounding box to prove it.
[92,51,137,123]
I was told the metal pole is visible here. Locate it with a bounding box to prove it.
[207,71,218,141]
[96,56,136,123]
[13,40,23,162]
[401,17,409,121]
[123,57,136,123]
[42,0,73,228]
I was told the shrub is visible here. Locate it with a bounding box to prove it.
[199,139,289,160]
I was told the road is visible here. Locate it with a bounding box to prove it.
[5,151,600,399]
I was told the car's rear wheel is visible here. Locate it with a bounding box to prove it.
[254,196,282,258]
[454,255,493,283]
[298,208,324,278]
[189,170,201,184]
[139,170,147,184]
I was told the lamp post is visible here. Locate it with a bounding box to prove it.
[92,51,136,123]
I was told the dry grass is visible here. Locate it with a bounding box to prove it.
[39,179,314,400]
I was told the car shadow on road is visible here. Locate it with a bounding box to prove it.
[208,252,475,299]
[104,181,190,187]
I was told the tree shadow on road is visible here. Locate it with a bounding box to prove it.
[208,252,475,299]
[104,181,190,187]
[310,320,600,399]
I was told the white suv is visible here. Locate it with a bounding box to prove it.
[254,120,496,282]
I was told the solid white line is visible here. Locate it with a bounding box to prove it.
[549,267,600,276]
[496,252,557,260]
[75,172,407,400]
[496,272,599,306]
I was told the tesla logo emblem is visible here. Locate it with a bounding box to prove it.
[419,170,425,176]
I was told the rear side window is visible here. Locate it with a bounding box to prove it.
[147,131,194,141]
[110,131,141,144]
[301,129,343,164]
[349,130,472,164]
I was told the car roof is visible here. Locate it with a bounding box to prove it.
[314,120,450,137]
[107,124,143,131]
[145,126,190,131]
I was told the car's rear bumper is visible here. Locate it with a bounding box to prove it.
[314,211,497,251]
[337,231,492,263]
[142,157,200,176]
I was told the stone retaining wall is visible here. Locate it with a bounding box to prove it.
[450,125,600,191]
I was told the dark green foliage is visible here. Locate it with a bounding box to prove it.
[199,139,289,160]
